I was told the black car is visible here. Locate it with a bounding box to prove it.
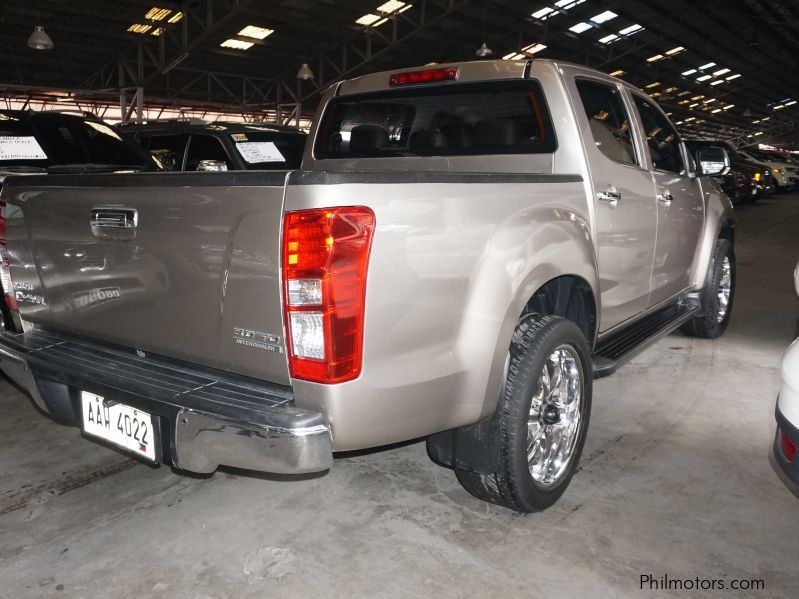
[120,119,307,172]
[0,109,157,176]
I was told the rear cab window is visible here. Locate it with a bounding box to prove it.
[229,130,305,170]
[314,80,556,158]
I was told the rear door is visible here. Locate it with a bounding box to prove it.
[570,77,657,331]
[630,93,704,305]
[3,171,291,384]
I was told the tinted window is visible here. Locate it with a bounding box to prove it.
[185,135,231,170]
[0,113,152,168]
[315,80,556,159]
[633,95,685,174]
[229,131,305,169]
[576,79,637,166]
[140,134,182,170]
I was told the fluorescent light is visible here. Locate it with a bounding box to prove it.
[762,117,770,121]
[711,108,722,113]
[664,87,678,93]
[599,34,620,44]
[710,80,723,86]
[555,0,585,7]
[712,68,730,76]
[167,11,184,24]
[647,54,664,62]
[238,26,274,39]
[689,103,699,108]
[691,95,704,100]
[726,74,741,80]
[682,69,697,76]
[531,7,555,19]
[698,62,716,70]
[569,22,593,33]
[703,98,716,104]
[645,81,661,88]
[220,39,254,50]
[786,100,797,106]
[665,46,685,55]
[590,11,617,23]
[774,104,785,110]
[502,52,524,60]
[696,74,712,82]
[609,69,625,77]
[723,104,734,110]
[619,24,643,35]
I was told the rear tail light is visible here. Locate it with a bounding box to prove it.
[0,201,17,312]
[779,428,797,462]
[282,207,375,383]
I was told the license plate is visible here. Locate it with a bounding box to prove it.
[81,391,156,461]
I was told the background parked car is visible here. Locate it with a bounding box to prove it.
[686,138,762,205]
[0,109,157,180]
[120,119,306,172]
[739,149,797,192]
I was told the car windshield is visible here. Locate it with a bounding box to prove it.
[0,112,154,169]
[229,129,306,169]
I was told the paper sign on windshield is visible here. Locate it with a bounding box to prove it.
[0,136,47,161]
[235,141,285,163]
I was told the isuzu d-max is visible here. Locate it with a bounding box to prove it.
[0,60,736,512]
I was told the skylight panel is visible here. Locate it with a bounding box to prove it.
[710,80,724,86]
[786,100,797,106]
[531,7,555,19]
[356,14,383,26]
[682,69,697,76]
[221,39,254,50]
[238,26,274,39]
[712,68,730,77]
[591,11,617,23]
[665,46,685,55]
[167,11,184,23]
[599,33,619,44]
[618,24,643,35]
[377,0,407,11]
[145,7,172,21]
[726,74,741,80]
[647,54,665,62]
[555,0,585,8]
[609,69,625,77]
[356,1,410,26]
[128,23,152,33]
[569,22,593,34]
[698,62,716,70]
[696,74,712,82]
[645,82,661,89]
[521,43,548,54]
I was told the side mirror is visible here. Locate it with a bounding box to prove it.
[196,159,228,172]
[697,146,730,176]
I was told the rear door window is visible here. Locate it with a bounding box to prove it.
[140,134,183,170]
[185,134,232,171]
[315,80,556,158]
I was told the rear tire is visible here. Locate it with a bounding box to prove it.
[681,238,735,339]
[455,315,592,512]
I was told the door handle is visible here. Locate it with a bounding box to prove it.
[657,193,674,206]
[90,208,138,240]
[597,189,622,208]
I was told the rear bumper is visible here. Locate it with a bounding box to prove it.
[0,329,333,475]
[774,403,799,486]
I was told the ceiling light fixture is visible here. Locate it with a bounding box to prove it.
[27,25,54,50]
[476,42,493,57]
[297,62,315,80]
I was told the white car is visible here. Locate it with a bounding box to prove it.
[741,150,797,191]
[774,261,799,484]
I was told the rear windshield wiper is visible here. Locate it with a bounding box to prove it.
[46,163,148,174]
[0,166,48,174]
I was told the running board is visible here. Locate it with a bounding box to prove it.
[592,303,700,379]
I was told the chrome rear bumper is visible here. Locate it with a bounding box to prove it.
[0,329,333,475]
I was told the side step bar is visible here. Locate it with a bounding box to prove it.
[592,303,700,378]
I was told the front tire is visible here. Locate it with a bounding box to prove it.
[681,238,735,339]
[455,315,592,512]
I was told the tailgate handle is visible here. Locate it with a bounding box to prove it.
[90,208,138,240]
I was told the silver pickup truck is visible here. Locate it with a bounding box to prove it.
[0,59,735,512]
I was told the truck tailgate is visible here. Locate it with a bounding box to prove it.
[1,171,291,385]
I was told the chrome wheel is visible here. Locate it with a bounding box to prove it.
[527,345,583,488]
[716,255,732,323]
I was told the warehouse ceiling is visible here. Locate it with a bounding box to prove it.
[0,0,798,146]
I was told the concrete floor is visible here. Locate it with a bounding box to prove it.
[1,193,798,599]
